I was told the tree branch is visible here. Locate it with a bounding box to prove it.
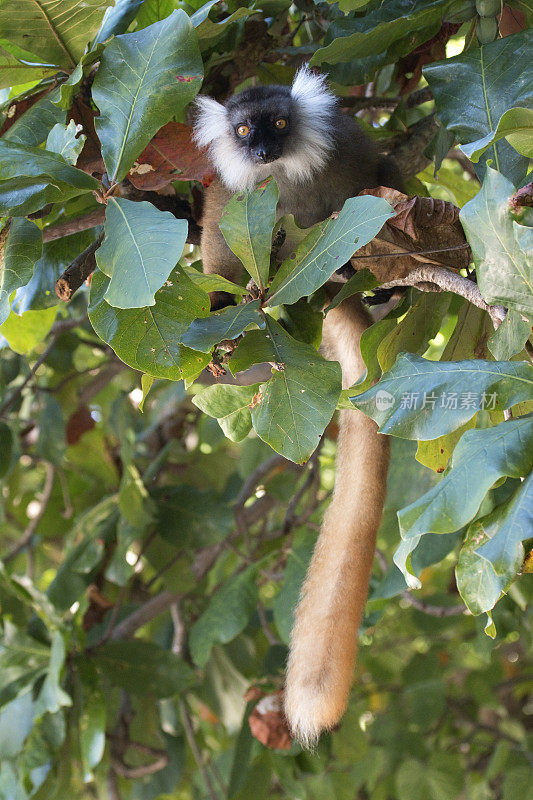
[401,592,467,617]
[3,463,55,564]
[179,699,222,800]
[55,231,104,301]
[110,590,181,641]
[376,264,506,329]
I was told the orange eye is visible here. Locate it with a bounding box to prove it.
[275,118,287,129]
[237,124,249,137]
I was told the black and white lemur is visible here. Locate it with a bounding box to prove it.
[193,66,402,746]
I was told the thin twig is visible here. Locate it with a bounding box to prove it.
[179,699,221,800]
[55,231,104,301]
[109,590,181,641]
[3,463,55,564]
[401,592,467,617]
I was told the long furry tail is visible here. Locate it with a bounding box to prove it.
[284,297,389,746]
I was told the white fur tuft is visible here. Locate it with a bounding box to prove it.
[193,67,338,192]
[192,96,229,147]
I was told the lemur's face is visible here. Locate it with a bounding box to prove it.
[225,86,293,165]
[193,67,338,192]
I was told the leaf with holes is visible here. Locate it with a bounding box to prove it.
[394,416,533,588]
[219,178,279,291]
[96,198,188,308]
[460,169,533,316]
[456,474,533,616]
[267,195,394,307]
[92,10,203,183]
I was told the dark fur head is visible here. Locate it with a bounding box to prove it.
[193,67,338,192]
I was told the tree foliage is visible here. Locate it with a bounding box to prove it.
[0,1,531,798]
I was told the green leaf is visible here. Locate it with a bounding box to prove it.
[312,0,453,66]
[3,88,65,147]
[182,265,246,297]
[352,354,533,439]
[54,46,105,111]
[461,107,533,162]
[0,46,56,89]
[0,306,57,354]
[267,195,394,307]
[34,632,72,717]
[0,218,42,326]
[154,484,233,548]
[0,0,112,68]
[456,476,533,616]
[324,269,378,313]
[460,169,533,316]
[79,688,106,782]
[96,197,189,308]
[0,139,99,216]
[94,640,195,696]
[92,10,203,183]
[45,121,85,165]
[0,421,14,478]
[192,383,259,441]
[219,177,278,291]
[476,471,533,577]
[424,31,532,184]
[89,267,211,381]
[250,316,342,463]
[377,291,451,372]
[195,7,256,48]
[273,529,315,644]
[180,300,262,353]
[94,0,144,43]
[189,566,258,666]
[394,416,533,587]
[139,373,155,411]
[488,310,531,361]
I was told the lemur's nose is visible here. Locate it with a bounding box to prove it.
[255,148,268,162]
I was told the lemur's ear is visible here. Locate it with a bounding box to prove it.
[192,96,228,147]
[291,66,336,119]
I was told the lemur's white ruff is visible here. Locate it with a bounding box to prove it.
[193,67,337,192]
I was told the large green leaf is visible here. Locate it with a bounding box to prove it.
[311,0,453,66]
[456,474,533,616]
[95,197,188,308]
[0,46,56,89]
[45,121,85,166]
[0,218,42,326]
[94,640,195,696]
[267,195,394,307]
[94,0,144,43]
[34,632,72,717]
[89,267,210,381]
[424,31,532,184]
[92,10,203,183]
[189,566,258,667]
[3,88,65,147]
[192,383,260,442]
[352,354,533,440]
[250,316,342,463]
[0,0,112,68]
[394,416,533,587]
[219,177,278,291]
[488,310,531,361]
[377,291,451,373]
[0,139,99,216]
[461,107,533,162]
[180,300,263,353]
[460,169,533,316]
